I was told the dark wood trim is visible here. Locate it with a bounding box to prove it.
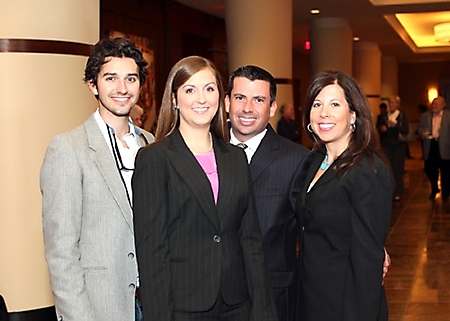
[275,78,293,85]
[366,94,381,98]
[8,306,56,321]
[0,39,92,56]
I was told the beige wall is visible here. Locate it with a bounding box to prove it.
[0,0,99,312]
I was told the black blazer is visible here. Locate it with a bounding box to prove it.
[250,126,311,289]
[296,151,392,321]
[133,129,277,320]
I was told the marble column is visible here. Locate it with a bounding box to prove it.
[225,0,293,128]
[353,41,382,121]
[0,0,99,313]
[309,17,353,76]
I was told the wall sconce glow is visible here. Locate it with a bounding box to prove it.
[310,8,320,15]
[434,22,450,43]
[428,88,438,103]
[353,37,360,41]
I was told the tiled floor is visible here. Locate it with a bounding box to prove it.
[385,141,450,320]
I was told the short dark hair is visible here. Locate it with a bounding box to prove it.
[227,65,277,105]
[84,37,148,87]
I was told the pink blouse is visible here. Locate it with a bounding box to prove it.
[195,151,219,204]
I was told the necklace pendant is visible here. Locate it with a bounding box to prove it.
[320,153,331,170]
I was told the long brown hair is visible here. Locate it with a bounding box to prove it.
[303,71,388,176]
[155,56,228,142]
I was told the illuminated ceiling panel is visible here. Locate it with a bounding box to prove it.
[397,12,450,47]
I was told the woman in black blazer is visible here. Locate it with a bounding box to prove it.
[296,71,393,321]
[132,56,277,321]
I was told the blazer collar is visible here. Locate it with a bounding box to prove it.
[84,114,134,230]
[249,125,279,182]
[165,129,235,229]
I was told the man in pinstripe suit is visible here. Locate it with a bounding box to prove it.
[225,65,311,321]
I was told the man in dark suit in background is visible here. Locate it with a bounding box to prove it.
[225,65,310,321]
[417,96,450,201]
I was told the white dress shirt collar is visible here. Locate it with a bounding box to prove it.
[229,128,267,164]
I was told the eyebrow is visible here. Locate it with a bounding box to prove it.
[182,81,217,89]
[101,72,139,78]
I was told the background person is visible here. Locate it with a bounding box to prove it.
[377,95,409,201]
[130,104,144,127]
[133,56,277,321]
[417,96,450,201]
[297,71,393,321]
[277,102,301,142]
[41,37,154,321]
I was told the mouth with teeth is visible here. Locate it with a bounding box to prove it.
[192,107,209,113]
[318,123,335,131]
[112,96,131,105]
[238,116,257,126]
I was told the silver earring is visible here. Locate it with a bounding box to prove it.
[174,105,179,110]
[307,123,313,133]
[350,123,356,132]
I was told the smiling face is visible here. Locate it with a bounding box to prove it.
[310,83,356,152]
[176,68,219,131]
[225,77,277,142]
[88,57,140,122]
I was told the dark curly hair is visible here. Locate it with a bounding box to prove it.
[83,37,148,87]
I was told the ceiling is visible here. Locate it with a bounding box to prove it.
[175,0,450,63]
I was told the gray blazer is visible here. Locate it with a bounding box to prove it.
[418,110,450,160]
[41,113,154,321]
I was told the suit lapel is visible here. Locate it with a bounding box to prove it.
[165,130,220,230]
[214,138,235,219]
[84,115,134,231]
[304,150,336,194]
[249,126,278,182]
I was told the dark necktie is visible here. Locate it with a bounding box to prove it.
[236,143,248,149]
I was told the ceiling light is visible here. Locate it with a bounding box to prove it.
[434,22,450,43]
[310,8,320,15]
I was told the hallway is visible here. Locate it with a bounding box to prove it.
[385,141,450,320]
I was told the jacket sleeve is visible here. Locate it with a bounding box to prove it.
[345,160,393,320]
[40,135,95,321]
[132,147,174,321]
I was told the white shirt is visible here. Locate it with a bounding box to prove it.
[94,109,140,208]
[229,128,267,164]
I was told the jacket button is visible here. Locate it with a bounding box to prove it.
[129,283,136,290]
[128,252,135,259]
[213,235,221,243]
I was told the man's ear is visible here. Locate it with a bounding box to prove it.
[225,95,230,113]
[269,101,278,117]
[87,81,98,96]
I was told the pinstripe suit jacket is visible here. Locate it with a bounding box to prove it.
[132,129,277,321]
[41,114,154,321]
[250,126,311,289]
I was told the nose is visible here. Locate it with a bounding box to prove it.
[320,105,330,118]
[242,100,254,112]
[197,91,206,104]
[116,79,127,94]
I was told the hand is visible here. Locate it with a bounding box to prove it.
[382,247,391,285]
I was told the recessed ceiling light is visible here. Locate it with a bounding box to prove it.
[310,8,320,15]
